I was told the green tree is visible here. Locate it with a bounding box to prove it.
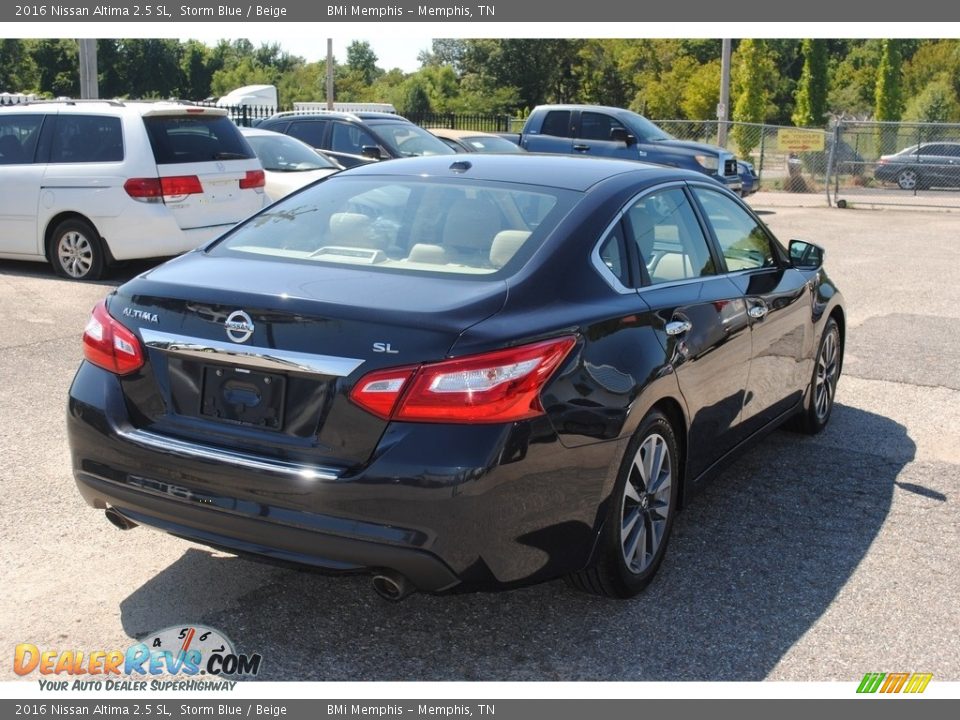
[399,80,431,117]
[345,40,382,86]
[875,39,904,122]
[904,79,960,126]
[680,60,721,120]
[732,39,774,157]
[875,39,904,154]
[30,39,79,97]
[793,39,828,127]
[0,40,37,93]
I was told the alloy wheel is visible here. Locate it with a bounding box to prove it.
[815,327,839,422]
[620,433,672,574]
[58,230,95,279]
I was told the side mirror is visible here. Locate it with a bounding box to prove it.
[361,145,384,160]
[610,128,636,146]
[789,239,824,269]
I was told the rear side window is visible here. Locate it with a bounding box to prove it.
[627,188,716,284]
[50,115,123,163]
[286,120,327,149]
[143,115,254,164]
[540,111,571,138]
[0,114,43,164]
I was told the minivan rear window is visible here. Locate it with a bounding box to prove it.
[143,115,254,164]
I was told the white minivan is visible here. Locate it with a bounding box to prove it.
[0,100,266,280]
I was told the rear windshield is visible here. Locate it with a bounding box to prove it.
[143,115,255,164]
[207,175,577,277]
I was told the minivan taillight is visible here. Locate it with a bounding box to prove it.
[124,176,203,203]
[350,336,576,423]
[82,300,144,376]
[240,169,265,189]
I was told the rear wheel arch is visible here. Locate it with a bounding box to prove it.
[44,212,112,264]
[648,397,689,509]
[44,213,113,281]
[829,305,846,376]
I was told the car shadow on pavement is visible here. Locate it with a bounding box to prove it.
[118,403,910,681]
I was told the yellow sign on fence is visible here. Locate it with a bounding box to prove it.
[777,129,825,152]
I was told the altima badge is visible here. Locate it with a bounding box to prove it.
[224,310,255,343]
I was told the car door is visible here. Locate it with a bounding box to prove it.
[0,112,48,257]
[691,185,812,434]
[627,185,753,481]
[522,109,574,154]
[572,111,632,159]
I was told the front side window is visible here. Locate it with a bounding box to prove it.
[580,112,627,142]
[209,176,574,278]
[626,188,716,284]
[367,122,454,157]
[692,187,777,271]
[331,122,379,156]
[50,115,123,163]
[0,114,44,165]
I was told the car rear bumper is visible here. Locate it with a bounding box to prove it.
[67,362,613,592]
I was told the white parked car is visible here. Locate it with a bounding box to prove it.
[0,99,267,280]
[239,127,341,201]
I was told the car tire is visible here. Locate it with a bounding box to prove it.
[49,218,107,281]
[567,410,680,598]
[896,168,919,190]
[793,317,841,435]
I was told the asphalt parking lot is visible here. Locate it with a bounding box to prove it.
[0,201,957,682]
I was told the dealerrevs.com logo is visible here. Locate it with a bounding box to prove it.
[856,672,933,694]
[14,625,262,691]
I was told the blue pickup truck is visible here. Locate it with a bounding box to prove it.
[511,104,742,194]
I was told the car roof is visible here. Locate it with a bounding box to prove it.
[337,153,703,192]
[5,99,230,118]
[265,111,410,123]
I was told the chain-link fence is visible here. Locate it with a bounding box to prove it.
[657,120,832,196]
[828,120,960,209]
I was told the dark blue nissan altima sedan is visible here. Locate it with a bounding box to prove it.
[68,154,844,599]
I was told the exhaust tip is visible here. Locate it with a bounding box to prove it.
[105,507,138,531]
[371,571,414,601]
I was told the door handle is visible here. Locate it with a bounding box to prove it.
[748,304,768,319]
[573,144,590,152]
[665,320,692,336]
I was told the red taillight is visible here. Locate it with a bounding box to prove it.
[82,300,145,376]
[124,176,203,202]
[350,337,576,424]
[240,169,265,189]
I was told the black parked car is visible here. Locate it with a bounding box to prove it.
[68,155,844,599]
[258,110,455,168]
[874,142,960,190]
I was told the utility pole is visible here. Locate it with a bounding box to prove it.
[326,39,334,109]
[718,38,731,147]
[78,39,98,99]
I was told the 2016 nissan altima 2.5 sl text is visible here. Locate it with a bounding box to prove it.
[67,155,844,600]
